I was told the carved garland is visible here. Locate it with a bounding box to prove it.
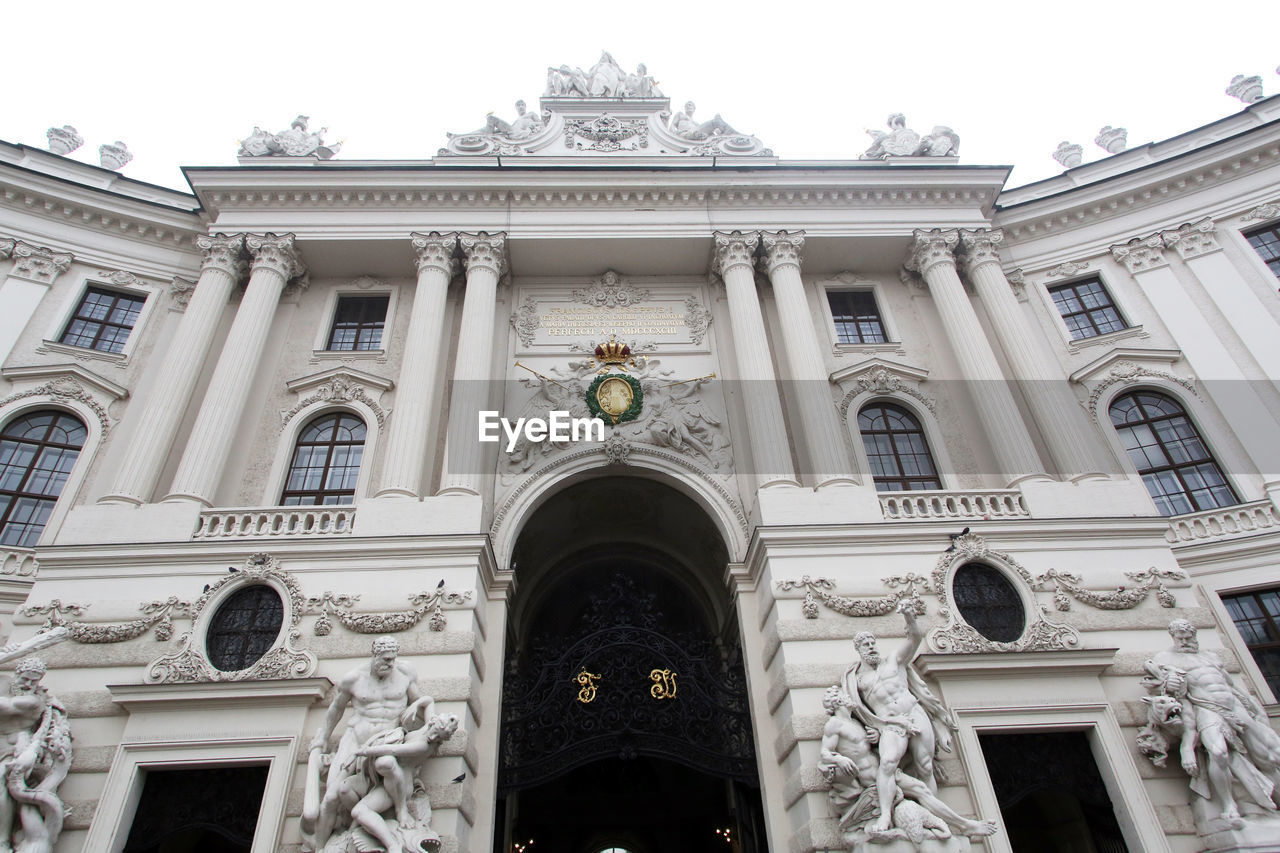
[684,294,712,345]
[280,375,388,429]
[511,294,541,346]
[572,270,651,307]
[145,552,316,684]
[775,574,933,619]
[20,597,191,644]
[1085,362,1198,421]
[305,586,473,635]
[1034,567,1185,611]
[928,532,1080,653]
[0,377,112,434]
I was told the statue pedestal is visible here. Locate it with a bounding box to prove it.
[1197,809,1280,852]
[847,833,971,853]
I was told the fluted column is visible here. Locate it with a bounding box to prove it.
[166,233,303,505]
[103,234,246,504]
[714,231,798,490]
[761,231,858,487]
[438,232,506,497]
[376,233,459,498]
[959,229,1108,480]
[906,229,1046,485]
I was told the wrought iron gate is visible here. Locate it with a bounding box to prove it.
[499,574,758,792]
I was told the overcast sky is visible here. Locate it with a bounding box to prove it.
[5,1,1278,193]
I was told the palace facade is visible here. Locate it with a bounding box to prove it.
[3,58,1280,853]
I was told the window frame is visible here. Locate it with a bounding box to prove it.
[1242,220,1280,284]
[818,277,900,352]
[1046,276,1130,342]
[0,409,88,548]
[1211,580,1280,704]
[324,293,391,352]
[856,401,943,492]
[1107,388,1239,516]
[43,273,158,362]
[825,289,889,345]
[279,411,368,506]
[265,401,379,507]
[311,283,397,358]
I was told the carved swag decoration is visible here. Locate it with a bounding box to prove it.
[305,584,473,635]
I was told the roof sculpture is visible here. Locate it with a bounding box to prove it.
[436,52,773,158]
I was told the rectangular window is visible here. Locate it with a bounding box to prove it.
[123,765,268,851]
[326,295,389,351]
[1221,588,1280,698]
[59,286,146,353]
[1245,223,1280,281]
[1048,278,1127,340]
[827,290,887,344]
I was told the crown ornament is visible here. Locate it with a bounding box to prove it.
[588,335,645,373]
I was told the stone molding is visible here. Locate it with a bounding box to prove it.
[761,230,805,274]
[711,230,759,276]
[281,367,393,430]
[196,233,247,280]
[1110,234,1168,273]
[1242,201,1280,223]
[1160,216,1220,260]
[245,232,305,282]
[1044,260,1093,278]
[410,231,459,276]
[458,231,507,277]
[1004,268,1028,301]
[957,227,1004,274]
[835,363,936,419]
[8,241,73,284]
[169,276,196,311]
[0,238,13,259]
[904,228,959,277]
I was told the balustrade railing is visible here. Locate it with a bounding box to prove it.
[193,507,356,539]
[1166,500,1280,544]
[880,489,1030,520]
[0,548,39,577]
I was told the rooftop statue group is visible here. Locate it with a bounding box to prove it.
[545,51,662,99]
[862,114,960,160]
[820,601,996,850]
[303,636,460,853]
[1138,619,1280,838]
[239,115,342,160]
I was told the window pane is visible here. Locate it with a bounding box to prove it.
[858,403,940,491]
[1048,278,1127,340]
[1223,589,1280,698]
[827,291,887,344]
[59,287,146,353]
[0,412,86,545]
[327,295,389,351]
[280,413,367,505]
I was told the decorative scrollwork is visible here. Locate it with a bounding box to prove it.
[1034,567,1185,611]
[511,294,541,346]
[20,597,191,644]
[649,668,678,700]
[684,294,712,345]
[304,584,472,634]
[775,574,932,619]
[1085,361,1197,421]
[575,669,601,704]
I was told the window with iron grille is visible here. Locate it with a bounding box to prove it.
[1245,223,1280,282]
[827,290,887,344]
[281,413,366,505]
[857,403,941,491]
[1221,588,1280,699]
[205,585,285,672]
[953,563,1025,643]
[1109,391,1237,516]
[326,295,389,351]
[0,411,86,547]
[1048,278,1127,340]
[59,286,146,353]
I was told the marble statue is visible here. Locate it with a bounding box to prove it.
[485,100,546,141]
[1137,619,1280,834]
[624,63,662,97]
[304,637,459,853]
[239,115,341,159]
[544,54,659,99]
[862,116,959,159]
[820,686,996,848]
[587,51,626,97]
[841,601,959,837]
[666,102,739,141]
[0,658,72,853]
[917,127,959,158]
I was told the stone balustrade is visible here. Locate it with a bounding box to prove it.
[193,507,356,539]
[0,548,39,577]
[879,489,1030,520]
[1165,500,1280,544]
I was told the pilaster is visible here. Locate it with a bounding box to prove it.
[0,240,74,365]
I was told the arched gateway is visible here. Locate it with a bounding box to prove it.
[496,476,766,852]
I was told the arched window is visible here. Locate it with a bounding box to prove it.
[1109,391,1236,516]
[0,410,87,547]
[857,403,941,491]
[280,413,366,506]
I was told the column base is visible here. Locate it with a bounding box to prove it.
[97,493,145,507]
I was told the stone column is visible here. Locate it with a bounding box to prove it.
[102,234,246,504]
[0,241,73,364]
[1112,235,1280,486]
[165,233,303,506]
[906,229,1046,485]
[959,229,1108,480]
[713,230,798,490]
[1162,218,1280,382]
[438,232,506,497]
[376,232,459,498]
[761,230,858,487]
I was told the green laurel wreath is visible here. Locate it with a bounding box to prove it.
[585,373,644,426]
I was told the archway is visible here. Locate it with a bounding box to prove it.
[496,476,765,853]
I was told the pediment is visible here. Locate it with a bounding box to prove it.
[284,365,394,395]
[829,356,930,388]
[1,362,129,401]
[1068,347,1184,384]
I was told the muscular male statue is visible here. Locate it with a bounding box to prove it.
[820,686,996,841]
[310,636,422,849]
[0,658,71,853]
[842,600,956,834]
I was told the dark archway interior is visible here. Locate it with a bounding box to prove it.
[498,475,765,853]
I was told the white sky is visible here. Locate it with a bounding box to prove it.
[5,1,1278,194]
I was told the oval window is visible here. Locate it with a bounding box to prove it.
[952,563,1024,643]
[205,585,285,672]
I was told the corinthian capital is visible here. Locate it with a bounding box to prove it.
[10,241,74,284]
[195,233,246,279]
[245,233,304,281]
[761,230,805,275]
[411,231,459,276]
[1110,234,1167,274]
[459,231,508,276]
[712,231,759,276]
[1161,217,1220,260]
[0,238,14,260]
[904,229,959,276]
[958,228,1005,274]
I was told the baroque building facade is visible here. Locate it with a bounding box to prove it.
[2,55,1280,853]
